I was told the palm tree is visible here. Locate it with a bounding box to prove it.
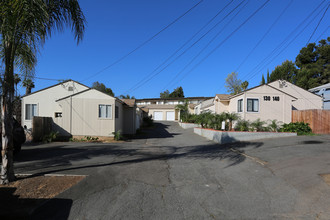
[119,94,136,99]
[0,0,86,184]
[22,78,35,95]
[175,100,189,122]
[225,112,239,131]
[14,74,21,97]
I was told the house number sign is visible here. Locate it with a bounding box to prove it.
[263,96,280,101]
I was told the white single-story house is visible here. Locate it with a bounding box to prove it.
[22,80,138,137]
[308,83,330,109]
[228,83,297,123]
[193,80,323,124]
[268,80,323,110]
[136,97,212,121]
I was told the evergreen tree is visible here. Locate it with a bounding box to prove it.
[261,74,265,85]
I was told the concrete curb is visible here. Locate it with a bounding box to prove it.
[194,127,297,144]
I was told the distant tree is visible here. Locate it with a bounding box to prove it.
[241,81,249,90]
[160,87,184,98]
[261,74,265,85]
[225,72,242,95]
[22,78,35,95]
[269,60,298,83]
[266,70,270,83]
[295,37,330,89]
[160,90,170,98]
[169,86,184,98]
[119,94,135,99]
[14,74,21,97]
[92,82,114,97]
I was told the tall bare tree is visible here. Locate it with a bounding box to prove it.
[0,0,86,184]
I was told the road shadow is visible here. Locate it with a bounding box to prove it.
[131,122,181,139]
[0,187,72,220]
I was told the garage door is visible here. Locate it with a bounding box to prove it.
[153,111,163,121]
[166,111,175,121]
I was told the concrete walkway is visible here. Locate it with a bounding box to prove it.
[15,122,330,219]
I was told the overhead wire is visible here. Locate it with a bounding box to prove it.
[163,0,248,91]
[234,0,293,73]
[315,26,329,42]
[124,0,246,94]
[306,3,329,44]
[80,0,204,82]
[243,1,326,82]
[167,0,271,93]
[122,0,235,95]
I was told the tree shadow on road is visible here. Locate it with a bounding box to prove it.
[14,139,263,178]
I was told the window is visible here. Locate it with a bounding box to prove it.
[115,106,119,118]
[25,104,38,120]
[247,99,259,112]
[237,99,243,112]
[99,104,112,119]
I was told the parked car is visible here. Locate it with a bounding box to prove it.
[0,118,26,155]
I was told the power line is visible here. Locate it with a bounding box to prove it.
[244,1,326,82]
[306,3,329,44]
[238,0,325,84]
[164,0,248,91]
[315,25,329,42]
[122,0,235,95]
[234,0,293,72]
[169,0,271,92]
[125,0,245,94]
[80,0,204,82]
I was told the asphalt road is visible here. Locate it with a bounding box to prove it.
[15,121,330,219]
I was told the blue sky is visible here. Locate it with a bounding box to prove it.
[19,0,330,98]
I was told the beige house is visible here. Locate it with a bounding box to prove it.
[268,80,323,110]
[136,97,212,121]
[22,80,138,137]
[228,84,297,123]
[194,94,231,115]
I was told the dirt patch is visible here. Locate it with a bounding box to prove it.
[0,175,85,218]
[320,174,330,186]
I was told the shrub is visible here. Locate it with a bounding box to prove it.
[280,122,312,135]
[143,116,153,127]
[112,130,123,141]
[235,120,250,131]
[42,131,59,143]
[250,118,267,132]
[267,119,283,132]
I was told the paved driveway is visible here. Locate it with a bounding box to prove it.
[15,122,330,219]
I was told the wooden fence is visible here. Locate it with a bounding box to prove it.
[32,116,53,141]
[292,110,330,134]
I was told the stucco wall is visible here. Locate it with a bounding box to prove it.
[194,127,297,144]
[215,100,229,114]
[57,90,117,137]
[269,80,322,110]
[229,85,294,123]
[21,81,89,129]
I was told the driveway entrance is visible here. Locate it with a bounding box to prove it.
[15,122,330,219]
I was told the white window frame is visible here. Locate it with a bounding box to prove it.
[99,104,112,119]
[237,99,243,112]
[25,104,38,120]
[246,98,259,113]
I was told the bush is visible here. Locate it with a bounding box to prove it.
[143,116,153,127]
[42,131,59,143]
[112,130,123,141]
[235,120,250,131]
[280,122,312,135]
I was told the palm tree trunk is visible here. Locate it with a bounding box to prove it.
[1,45,15,184]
